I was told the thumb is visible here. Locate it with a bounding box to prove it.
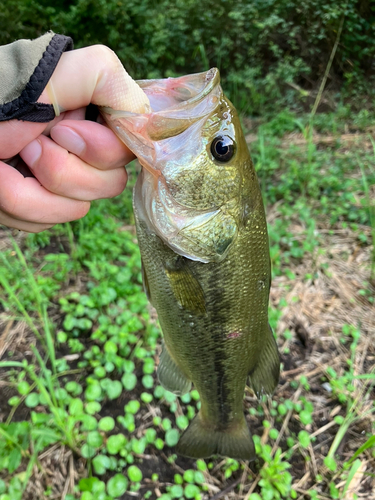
[39,45,150,114]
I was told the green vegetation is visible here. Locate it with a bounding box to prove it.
[1,0,375,114]
[0,109,374,498]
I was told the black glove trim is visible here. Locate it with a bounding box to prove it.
[0,34,74,123]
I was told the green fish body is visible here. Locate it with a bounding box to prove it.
[101,69,280,460]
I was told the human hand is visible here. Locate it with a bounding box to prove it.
[0,45,150,232]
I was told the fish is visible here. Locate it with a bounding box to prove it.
[100,68,280,460]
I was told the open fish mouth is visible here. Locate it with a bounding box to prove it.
[100,68,222,144]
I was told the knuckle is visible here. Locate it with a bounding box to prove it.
[90,44,118,65]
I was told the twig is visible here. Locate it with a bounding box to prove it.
[310,13,345,119]
[208,477,242,500]
[0,319,14,359]
[280,419,338,459]
[294,487,332,499]
[272,387,302,454]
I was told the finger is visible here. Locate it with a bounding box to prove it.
[0,212,54,233]
[50,119,135,170]
[19,135,128,200]
[0,113,67,159]
[0,121,47,159]
[38,45,150,113]
[0,161,90,224]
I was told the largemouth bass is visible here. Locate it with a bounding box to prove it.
[101,69,280,460]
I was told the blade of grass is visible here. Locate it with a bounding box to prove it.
[0,270,42,341]
[347,436,375,465]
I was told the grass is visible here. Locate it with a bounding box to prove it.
[0,109,374,500]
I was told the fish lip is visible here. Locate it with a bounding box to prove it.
[138,67,220,112]
[100,67,221,118]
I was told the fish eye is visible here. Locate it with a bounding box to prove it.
[210,135,235,162]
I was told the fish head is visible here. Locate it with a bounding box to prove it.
[101,68,254,263]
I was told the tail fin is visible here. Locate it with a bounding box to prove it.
[176,412,255,461]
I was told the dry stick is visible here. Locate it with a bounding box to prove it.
[69,452,75,494]
[0,319,14,358]
[272,387,302,454]
[280,419,338,460]
[294,487,332,500]
[209,476,242,500]
[310,13,345,120]
[308,442,319,479]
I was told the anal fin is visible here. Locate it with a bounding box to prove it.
[249,324,280,397]
[157,343,191,396]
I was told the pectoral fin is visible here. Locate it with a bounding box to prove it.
[248,324,280,397]
[164,258,206,315]
[157,343,192,395]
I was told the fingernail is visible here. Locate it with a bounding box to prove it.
[21,139,42,167]
[51,125,86,156]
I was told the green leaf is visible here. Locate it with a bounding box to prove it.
[122,373,137,391]
[79,477,106,493]
[299,410,313,425]
[324,456,337,472]
[142,375,154,389]
[125,400,140,414]
[132,438,146,454]
[106,380,122,400]
[128,465,143,482]
[145,428,157,444]
[107,474,128,497]
[342,459,363,496]
[8,448,22,474]
[141,392,153,403]
[184,484,200,499]
[348,435,375,464]
[81,415,98,431]
[107,434,127,455]
[87,431,104,448]
[183,470,195,483]
[81,492,93,500]
[25,392,39,408]
[17,381,30,395]
[65,381,83,396]
[170,484,184,498]
[86,401,102,415]
[104,341,118,354]
[194,471,205,484]
[69,398,84,415]
[93,454,111,475]
[298,430,310,448]
[81,444,97,458]
[165,429,180,447]
[8,396,20,406]
[98,417,115,432]
[85,383,102,401]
